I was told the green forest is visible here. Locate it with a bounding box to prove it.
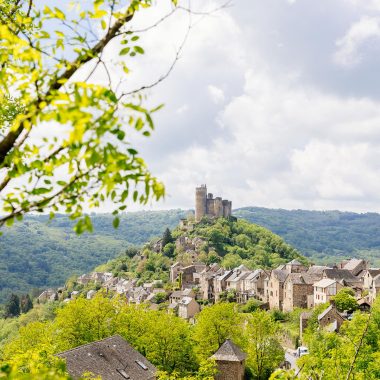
[1,207,380,303]
[235,207,380,265]
[0,211,186,303]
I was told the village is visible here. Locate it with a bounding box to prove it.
[38,187,380,339]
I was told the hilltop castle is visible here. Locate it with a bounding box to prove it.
[195,185,232,221]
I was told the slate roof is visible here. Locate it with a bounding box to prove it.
[307,265,330,275]
[271,269,288,283]
[373,274,380,286]
[323,269,358,282]
[343,258,364,271]
[314,278,337,288]
[318,305,333,321]
[368,269,380,278]
[57,335,156,380]
[212,339,247,362]
[286,273,320,285]
[179,296,193,305]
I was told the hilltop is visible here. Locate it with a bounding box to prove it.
[1,206,380,303]
[97,216,306,286]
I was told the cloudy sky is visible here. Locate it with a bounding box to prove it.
[103,0,380,212]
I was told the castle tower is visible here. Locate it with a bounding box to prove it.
[195,185,207,221]
[211,339,247,380]
[214,197,223,217]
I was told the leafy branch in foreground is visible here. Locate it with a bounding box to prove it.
[0,0,232,233]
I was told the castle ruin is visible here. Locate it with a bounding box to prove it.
[195,185,232,221]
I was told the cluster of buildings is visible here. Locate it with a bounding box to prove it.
[171,257,380,313]
[38,255,380,325]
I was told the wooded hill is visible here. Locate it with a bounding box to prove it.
[1,206,380,303]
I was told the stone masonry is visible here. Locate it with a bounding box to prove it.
[195,185,232,221]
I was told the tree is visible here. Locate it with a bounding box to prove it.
[4,294,20,318]
[162,228,174,248]
[244,310,284,380]
[163,242,175,258]
[20,294,33,313]
[332,288,358,312]
[292,297,380,380]
[0,0,193,232]
[192,303,243,360]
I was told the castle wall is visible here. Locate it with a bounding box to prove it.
[195,185,232,220]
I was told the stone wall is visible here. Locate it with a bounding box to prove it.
[215,360,245,380]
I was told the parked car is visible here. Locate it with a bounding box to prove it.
[296,346,309,357]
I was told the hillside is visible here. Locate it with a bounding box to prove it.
[0,210,186,303]
[234,207,380,265]
[1,206,380,303]
[95,216,306,287]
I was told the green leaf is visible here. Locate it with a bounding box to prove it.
[119,47,131,56]
[113,217,120,228]
[101,19,107,30]
[134,46,145,54]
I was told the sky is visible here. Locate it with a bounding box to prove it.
[49,0,380,212]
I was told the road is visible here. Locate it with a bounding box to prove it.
[285,348,299,373]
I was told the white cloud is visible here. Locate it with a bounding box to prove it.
[157,67,380,212]
[208,85,225,104]
[334,16,380,66]
[76,0,380,213]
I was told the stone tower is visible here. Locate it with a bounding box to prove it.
[195,185,232,222]
[211,339,247,380]
[195,185,207,221]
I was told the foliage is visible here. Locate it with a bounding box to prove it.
[192,303,243,360]
[298,313,379,378]
[163,242,176,258]
[162,228,174,248]
[235,207,380,266]
[20,295,33,314]
[4,294,20,318]
[0,210,186,303]
[0,0,178,232]
[332,288,358,312]
[243,311,284,380]
[1,293,197,376]
[239,298,263,313]
[176,217,306,269]
[276,298,380,379]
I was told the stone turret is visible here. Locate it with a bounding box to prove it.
[195,185,207,221]
[195,185,232,221]
[211,339,247,380]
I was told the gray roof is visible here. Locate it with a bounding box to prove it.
[212,339,247,362]
[307,265,330,275]
[271,269,288,283]
[343,258,365,271]
[57,335,156,380]
[323,269,359,282]
[318,305,333,321]
[286,273,319,285]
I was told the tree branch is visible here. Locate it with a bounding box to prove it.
[0,5,137,167]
